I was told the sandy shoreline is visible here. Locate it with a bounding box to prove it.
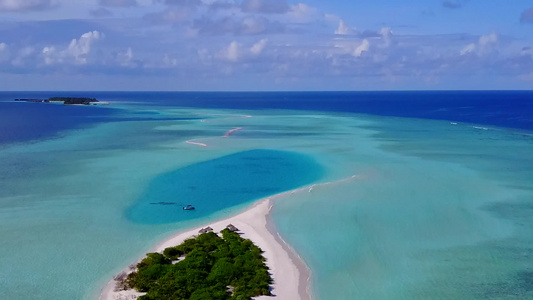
[98,197,311,300]
[98,173,363,300]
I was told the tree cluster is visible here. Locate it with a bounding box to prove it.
[48,97,99,105]
[123,229,272,300]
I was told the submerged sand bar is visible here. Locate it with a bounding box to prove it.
[99,198,311,300]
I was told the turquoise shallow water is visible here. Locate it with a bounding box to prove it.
[272,116,533,300]
[0,100,531,300]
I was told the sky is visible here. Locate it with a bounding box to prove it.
[0,0,531,91]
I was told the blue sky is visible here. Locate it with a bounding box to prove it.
[0,0,531,91]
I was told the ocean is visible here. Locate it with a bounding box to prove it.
[0,91,531,299]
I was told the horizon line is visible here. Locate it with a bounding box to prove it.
[1,89,532,93]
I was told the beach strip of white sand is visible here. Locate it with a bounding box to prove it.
[98,198,311,300]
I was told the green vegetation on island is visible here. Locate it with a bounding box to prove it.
[14,97,99,105]
[48,97,99,105]
[120,228,273,300]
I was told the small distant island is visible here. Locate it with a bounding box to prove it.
[115,226,273,300]
[14,97,101,105]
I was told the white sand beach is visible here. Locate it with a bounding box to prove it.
[98,173,365,300]
[98,198,310,300]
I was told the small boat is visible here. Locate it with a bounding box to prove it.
[183,205,195,210]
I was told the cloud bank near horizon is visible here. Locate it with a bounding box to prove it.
[0,0,531,91]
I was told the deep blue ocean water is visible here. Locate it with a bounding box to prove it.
[0,101,117,145]
[111,91,532,130]
[1,91,531,147]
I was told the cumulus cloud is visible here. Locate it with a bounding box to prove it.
[460,43,476,55]
[353,39,370,57]
[335,20,353,35]
[143,0,324,36]
[380,27,393,47]
[520,7,533,24]
[442,0,468,9]
[217,38,269,62]
[250,38,268,55]
[66,31,104,63]
[220,41,241,62]
[241,0,289,14]
[2,0,529,89]
[479,32,498,46]
[116,47,134,66]
[460,32,498,56]
[288,3,323,23]
[43,31,104,65]
[99,0,137,7]
[161,54,178,67]
[0,0,57,12]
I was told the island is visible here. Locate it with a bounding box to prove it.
[115,225,273,300]
[14,97,100,105]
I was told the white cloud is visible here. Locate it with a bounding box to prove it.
[42,46,56,65]
[0,42,9,62]
[42,31,104,65]
[241,16,268,35]
[197,48,211,61]
[117,47,134,66]
[250,38,268,55]
[217,39,269,62]
[380,27,393,47]
[354,39,370,57]
[460,32,499,56]
[0,1,528,90]
[288,3,322,23]
[460,43,476,55]
[221,41,241,62]
[0,0,57,12]
[66,31,104,64]
[335,20,352,35]
[162,54,178,67]
[125,47,133,60]
[479,32,498,46]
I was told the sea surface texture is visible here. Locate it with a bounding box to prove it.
[0,91,531,300]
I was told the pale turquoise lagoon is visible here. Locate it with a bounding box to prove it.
[0,103,531,300]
